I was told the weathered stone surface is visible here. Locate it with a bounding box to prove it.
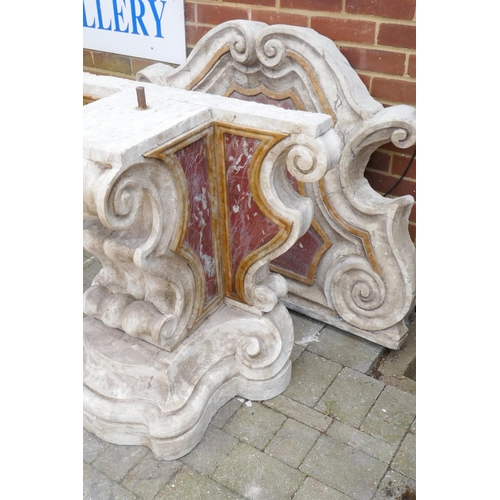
[213,442,305,500]
[290,344,305,363]
[83,428,109,464]
[210,397,244,429]
[82,246,417,500]
[410,417,416,434]
[290,310,325,347]
[308,325,385,373]
[282,350,342,407]
[377,318,417,394]
[316,366,385,426]
[263,394,332,432]
[122,453,182,500]
[293,477,353,500]
[300,434,388,500]
[222,402,287,450]
[155,466,242,500]
[92,444,149,483]
[181,427,238,475]
[391,432,416,480]
[83,464,137,500]
[372,470,416,500]
[360,385,416,444]
[327,419,398,463]
[83,80,336,460]
[264,418,320,467]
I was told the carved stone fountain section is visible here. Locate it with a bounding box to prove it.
[137,21,417,349]
[83,80,337,460]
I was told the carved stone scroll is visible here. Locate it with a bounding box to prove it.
[83,81,336,459]
[137,21,416,349]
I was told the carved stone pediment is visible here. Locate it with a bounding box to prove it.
[83,80,337,459]
[137,21,416,349]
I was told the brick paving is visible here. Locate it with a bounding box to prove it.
[83,251,416,499]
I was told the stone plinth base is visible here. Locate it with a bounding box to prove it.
[83,303,292,460]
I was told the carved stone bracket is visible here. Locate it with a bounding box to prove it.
[83,81,336,459]
[137,21,416,349]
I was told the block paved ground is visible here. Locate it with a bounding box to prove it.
[84,251,416,500]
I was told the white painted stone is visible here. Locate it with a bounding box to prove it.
[83,73,333,138]
[83,86,213,168]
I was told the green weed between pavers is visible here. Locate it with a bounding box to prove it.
[323,401,335,417]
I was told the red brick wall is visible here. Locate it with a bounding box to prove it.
[185,0,416,242]
[84,0,416,241]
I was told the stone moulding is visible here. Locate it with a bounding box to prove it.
[137,20,417,349]
[83,82,336,459]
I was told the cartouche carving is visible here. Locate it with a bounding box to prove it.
[137,21,416,348]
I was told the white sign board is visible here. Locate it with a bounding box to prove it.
[83,0,186,65]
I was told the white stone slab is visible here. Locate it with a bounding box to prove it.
[83,86,212,168]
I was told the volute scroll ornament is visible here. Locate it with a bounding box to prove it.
[320,106,416,334]
[137,20,417,349]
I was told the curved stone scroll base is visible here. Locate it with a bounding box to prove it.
[281,292,413,349]
[83,302,293,460]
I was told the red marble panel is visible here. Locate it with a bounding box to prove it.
[224,133,280,294]
[175,137,218,305]
[229,91,298,110]
[272,173,327,282]
[271,224,325,281]
[229,92,330,283]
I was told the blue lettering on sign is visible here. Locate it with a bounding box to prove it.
[83,0,167,37]
[113,0,129,33]
[83,2,95,28]
[130,0,148,36]
[97,0,112,31]
[149,0,167,38]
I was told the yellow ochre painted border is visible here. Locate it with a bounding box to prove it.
[145,124,224,328]
[215,122,289,304]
